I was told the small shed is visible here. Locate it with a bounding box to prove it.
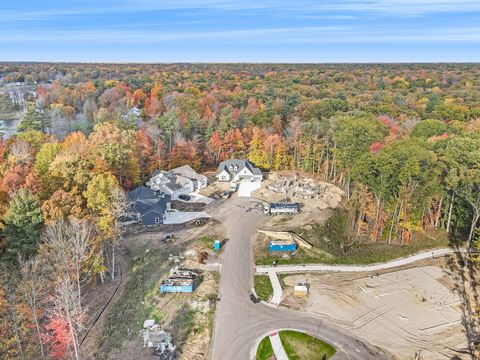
[294,284,309,297]
[268,240,297,252]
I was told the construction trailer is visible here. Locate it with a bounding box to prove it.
[263,202,300,216]
[268,240,297,252]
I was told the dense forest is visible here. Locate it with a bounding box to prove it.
[1,63,480,359]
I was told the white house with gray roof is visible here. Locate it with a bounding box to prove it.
[216,159,263,182]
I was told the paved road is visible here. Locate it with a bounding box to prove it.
[256,248,461,274]
[210,197,390,360]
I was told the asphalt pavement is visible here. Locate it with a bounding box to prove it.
[209,197,391,360]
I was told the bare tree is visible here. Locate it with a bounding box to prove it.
[50,277,86,360]
[10,139,31,163]
[0,267,25,360]
[18,256,46,358]
[145,124,164,170]
[41,219,94,311]
[109,187,128,281]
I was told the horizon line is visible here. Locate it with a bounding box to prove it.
[2,60,480,65]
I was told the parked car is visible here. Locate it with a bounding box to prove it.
[250,293,259,304]
[178,194,191,201]
[222,191,231,199]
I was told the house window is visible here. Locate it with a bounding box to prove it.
[155,217,160,224]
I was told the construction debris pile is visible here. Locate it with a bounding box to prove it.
[266,176,328,200]
[160,267,200,293]
[143,320,175,360]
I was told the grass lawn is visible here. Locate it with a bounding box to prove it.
[256,336,274,360]
[254,275,273,302]
[280,331,336,360]
[256,331,336,360]
[256,209,449,266]
[197,235,217,249]
[98,247,169,357]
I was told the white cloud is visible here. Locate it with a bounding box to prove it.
[1,0,480,23]
[2,25,480,44]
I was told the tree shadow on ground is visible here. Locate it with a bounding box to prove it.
[444,243,480,359]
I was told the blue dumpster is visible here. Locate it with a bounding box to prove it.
[214,239,221,251]
[268,241,297,252]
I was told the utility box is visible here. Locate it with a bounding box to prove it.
[268,241,297,252]
[294,284,309,297]
[214,239,221,251]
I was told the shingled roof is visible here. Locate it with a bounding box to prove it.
[217,159,262,176]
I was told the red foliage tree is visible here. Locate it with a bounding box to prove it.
[43,316,71,359]
[369,142,385,154]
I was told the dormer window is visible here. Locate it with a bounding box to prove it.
[229,165,234,170]
[234,165,238,170]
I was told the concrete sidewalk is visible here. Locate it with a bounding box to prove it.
[268,271,283,306]
[164,211,210,224]
[268,331,289,360]
[238,181,261,197]
[257,248,461,274]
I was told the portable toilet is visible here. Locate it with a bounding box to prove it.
[214,239,221,251]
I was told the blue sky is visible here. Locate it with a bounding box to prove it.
[1,0,480,62]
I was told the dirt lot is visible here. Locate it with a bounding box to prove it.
[280,257,469,360]
[253,172,344,231]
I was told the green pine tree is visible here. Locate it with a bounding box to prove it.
[2,189,44,261]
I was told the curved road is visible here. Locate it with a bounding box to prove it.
[209,197,390,360]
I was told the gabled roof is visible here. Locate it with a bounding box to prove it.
[127,186,159,203]
[170,165,207,182]
[142,196,170,216]
[217,159,262,176]
[128,186,171,217]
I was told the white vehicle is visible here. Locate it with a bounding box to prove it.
[222,191,231,199]
[229,182,238,192]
